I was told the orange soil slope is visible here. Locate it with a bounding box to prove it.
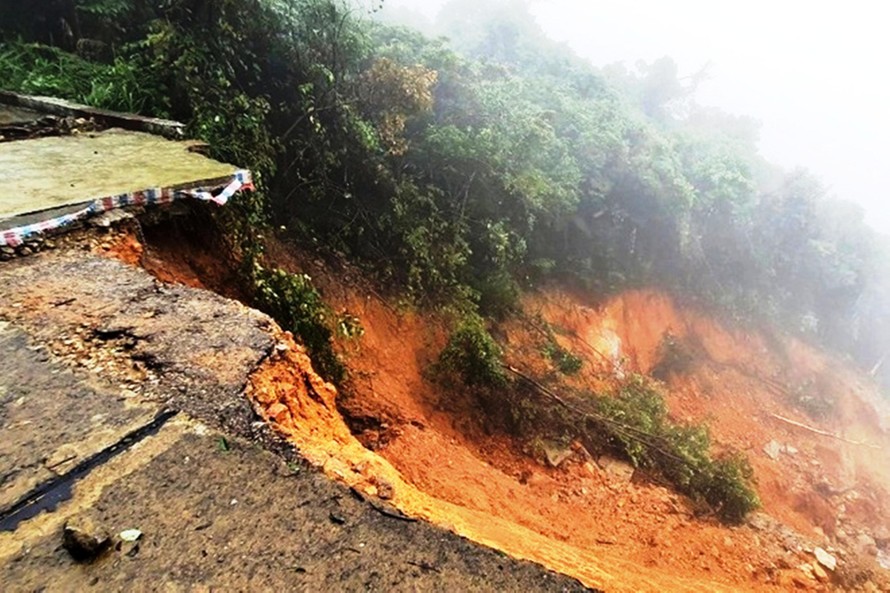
[300,278,890,591]
[107,229,890,591]
[528,289,890,541]
[247,329,757,592]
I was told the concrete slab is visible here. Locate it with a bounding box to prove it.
[0,91,184,138]
[0,129,239,220]
[0,203,86,233]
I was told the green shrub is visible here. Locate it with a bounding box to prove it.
[252,265,345,384]
[594,376,759,522]
[476,270,521,319]
[541,340,583,375]
[694,452,759,523]
[436,315,507,388]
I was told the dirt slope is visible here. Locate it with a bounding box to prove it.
[523,290,890,530]
[130,222,890,591]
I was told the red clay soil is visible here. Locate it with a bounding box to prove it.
[97,221,245,301]
[97,228,144,267]
[527,289,890,542]
[106,229,890,592]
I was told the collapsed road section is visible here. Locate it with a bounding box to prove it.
[0,251,589,592]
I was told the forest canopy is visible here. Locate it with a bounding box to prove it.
[3,0,889,387]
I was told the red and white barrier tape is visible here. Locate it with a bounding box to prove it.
[1,169,253,248]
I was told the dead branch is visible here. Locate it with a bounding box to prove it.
[502,364,688,465]
[769,413,881,449]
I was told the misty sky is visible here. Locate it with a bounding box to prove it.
[378,0,890,234]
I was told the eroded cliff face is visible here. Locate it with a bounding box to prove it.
[104,221,890,592]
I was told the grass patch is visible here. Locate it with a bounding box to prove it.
[0,41,166,115]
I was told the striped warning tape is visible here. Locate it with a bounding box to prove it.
[1,170,253,248]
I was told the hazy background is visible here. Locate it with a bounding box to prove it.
[377,0,890,234]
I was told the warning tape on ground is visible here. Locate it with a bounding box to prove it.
[1,169,253,248]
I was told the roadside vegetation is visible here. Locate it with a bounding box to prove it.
[4,0,887,521]
[433,322,759,523]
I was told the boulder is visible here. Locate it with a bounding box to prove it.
[542,440,573,468]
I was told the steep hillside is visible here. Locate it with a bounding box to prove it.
[117,217,890,592]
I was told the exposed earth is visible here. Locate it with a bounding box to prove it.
[130,211,890,592]
[3,209,890,592]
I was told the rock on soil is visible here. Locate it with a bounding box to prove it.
[814,546,837,571]
[62,517,111,562]
[597,455,636,483]
[763,440,782,460]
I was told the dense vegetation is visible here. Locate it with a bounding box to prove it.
[3,0,889,519]
[3,0,888,376]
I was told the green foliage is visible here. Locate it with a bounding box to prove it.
[3,0,889,389]
[475,270,521,319]
[436,315,507,388]
[0,42,166,115]
[595,376,760,522]
[541,341,583,376]
[698,453,760,524]
[252,265,345,384]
